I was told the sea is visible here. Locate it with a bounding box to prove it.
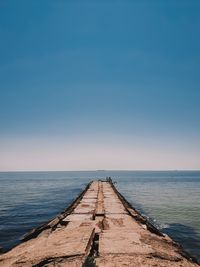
[0,171,200,262]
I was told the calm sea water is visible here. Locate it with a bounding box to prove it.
[0,171,200,262]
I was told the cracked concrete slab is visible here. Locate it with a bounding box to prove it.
[0,180,199,267]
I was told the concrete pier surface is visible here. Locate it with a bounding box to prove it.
[0,179,199,267]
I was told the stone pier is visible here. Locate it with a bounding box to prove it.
[0,180,199,266]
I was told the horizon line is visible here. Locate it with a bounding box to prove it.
[0,169,200,173]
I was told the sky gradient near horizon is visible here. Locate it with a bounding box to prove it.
[0,0,200,171]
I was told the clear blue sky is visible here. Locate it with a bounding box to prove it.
[0,0,200,171]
